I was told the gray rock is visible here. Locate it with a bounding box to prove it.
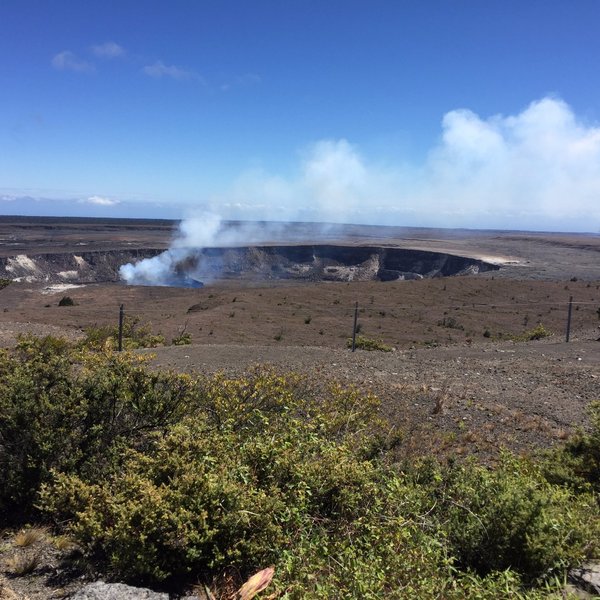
[70,581,169,600]
[569,562,600,596]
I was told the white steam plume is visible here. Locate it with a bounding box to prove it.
[119,213,300,285]
[121,96,600,286]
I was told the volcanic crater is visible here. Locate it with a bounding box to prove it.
[0,245,498,286]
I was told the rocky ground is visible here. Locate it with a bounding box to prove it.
[141,329,600,462]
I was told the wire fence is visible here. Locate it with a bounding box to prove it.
[87,294,595,351]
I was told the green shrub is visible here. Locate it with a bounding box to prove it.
[58,296,75,306]
[347,335,393,352]
[82,315,165,350]
[544,401,600,494]
[42,371,406,585]
[422,454,599,580]
[510,324,551,342]
[566,401,600,491]
[523,324,551,340]
[0,336,196,521]
[40,368,600,596]
[0,278,12,290]
[2,338,599,597]
[171,332,192,345]
[438,316,464,330]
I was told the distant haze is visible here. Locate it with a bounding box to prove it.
[3,97,600,234]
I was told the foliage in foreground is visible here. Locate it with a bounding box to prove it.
[1,336,599,598]
[0,336,195,520]
[543,400,600,495]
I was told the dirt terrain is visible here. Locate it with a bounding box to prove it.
[0,216,599,461]
[1,217,600,599]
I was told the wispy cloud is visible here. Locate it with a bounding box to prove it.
[91,41,125,59]
[81,195,120,206]
[220,72,262,92]
[51,51,93,73]
[142,60,204,82]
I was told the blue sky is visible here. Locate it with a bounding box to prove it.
[2,1,600,231]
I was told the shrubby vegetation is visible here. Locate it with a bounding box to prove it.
[543,400,600,495]
[82,315,165,349]
[514,323,552,341]
[482,324,552,342]
[0,336,194,521]
[58,295,76,306]
[347,334,393,352]
[171,331,192,345]
[1,335,599,597]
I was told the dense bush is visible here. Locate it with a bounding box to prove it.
[171,332,192,345]
[422,455,599,579]
[0,336,196,521]
[41,370,409,590]
[1,336,598,597]
[511,324,552,342]
[543,401,600,494]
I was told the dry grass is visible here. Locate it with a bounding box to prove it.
[13,527,47,548]
[5,553,40,576]
[431,387,450,415]
[52,535,78,552]
[553,428,570,441]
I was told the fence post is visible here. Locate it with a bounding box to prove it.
[118,304,124,351]
[566,296,573,343]
[351,301,358,352]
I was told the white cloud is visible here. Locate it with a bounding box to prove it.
[142,61,203,82]
[82,195,120,206]
[51,51,93,73]
[211,139,396,223]
[220,72,262,91]
[419,97,600,226]
[91,41,125,58]
[211,97,600,231]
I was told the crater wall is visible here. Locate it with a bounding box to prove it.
[0,245,499,285]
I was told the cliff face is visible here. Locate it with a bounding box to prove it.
[0,250,161,284]
[0,245,498,285]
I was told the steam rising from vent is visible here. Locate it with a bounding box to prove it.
[119,213,298,286]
